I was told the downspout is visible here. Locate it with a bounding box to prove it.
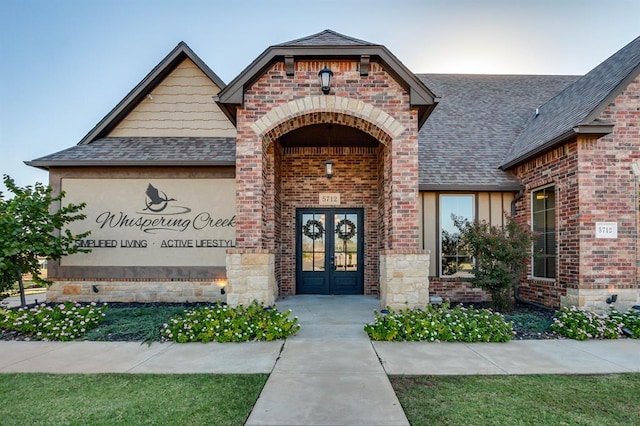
[511,188,552,310]
[632,162,640,309]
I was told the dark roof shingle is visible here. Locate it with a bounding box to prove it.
[418,74,579,190]
[275,29,376,47]
[26,137,236,169]
[502,36,640,168]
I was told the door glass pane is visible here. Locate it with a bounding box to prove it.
[301,213,325,271]
[334,213,358,271]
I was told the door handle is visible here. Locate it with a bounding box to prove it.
[330,256,335,270]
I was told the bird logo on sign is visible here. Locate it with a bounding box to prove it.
[144,184,176,212]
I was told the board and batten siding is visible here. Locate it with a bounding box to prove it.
[109,58,236,137]
[419,191,516,277]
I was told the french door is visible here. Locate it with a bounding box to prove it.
[296,209,364,295]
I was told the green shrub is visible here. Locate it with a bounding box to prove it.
[504,312,553,334]
[162,302,300,343]
[551,306,621,340]
[0,302,107,341]
[364,303,514,342]
[610,308,640,339]
[453,216,534,312]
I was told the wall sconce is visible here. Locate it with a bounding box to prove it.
[318,66,333,94]
[606,294,617,304]
[325,160,334,179]
[216,279,227,295]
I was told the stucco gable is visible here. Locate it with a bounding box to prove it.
[78,42,232,144]
[108,58,235,138]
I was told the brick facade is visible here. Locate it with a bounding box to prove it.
[512,75,640,311]
[227,59,429,305]
[279,146,380,296]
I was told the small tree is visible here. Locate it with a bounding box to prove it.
[0,175,90,306]
[453,215,534,312]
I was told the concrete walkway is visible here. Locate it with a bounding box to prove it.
[246,295,408,426]
[1,295,640,425]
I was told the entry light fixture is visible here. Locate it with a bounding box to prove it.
[325,160,335,179]
[318,66,333,94]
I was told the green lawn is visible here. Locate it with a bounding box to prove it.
[391,374,640,425]
[0,373,267,426]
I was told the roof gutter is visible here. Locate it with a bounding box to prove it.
[24,160,237,170]
[500,122,613,170]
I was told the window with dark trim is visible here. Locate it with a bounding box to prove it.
[439,194,474,277]
[532,186,556,279]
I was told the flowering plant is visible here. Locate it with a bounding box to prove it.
[364,302,514,342]
[162,301,300,343]
[603,308,640,339]
[0,301,107,341]
[551,306,621,340]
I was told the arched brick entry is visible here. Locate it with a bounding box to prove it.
[260,109,393,297]
[251,95,405,142]
[226,65,430,308]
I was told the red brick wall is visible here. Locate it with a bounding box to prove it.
[233,59,423,296]
[512,143,578,308]
[235,60,420,251]
[428,278,490,304]
[578,75,640,293]
[278,146,380,295]
[511,75,640,308]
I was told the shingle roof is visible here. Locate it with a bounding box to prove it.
[417,74,579,190]
[275,29,376,47]
[501,36,640,169]
[25,137,236,169]
[216,29,436,127]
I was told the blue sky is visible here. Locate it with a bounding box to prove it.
[1,0,639,194]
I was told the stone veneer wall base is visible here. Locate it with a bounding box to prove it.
[225,249,277,307]
[380,250,430,310]
[47,281,225,304]
[562,288,640,315]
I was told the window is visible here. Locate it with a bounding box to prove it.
[439,194,474,276]
[532,186,556,279]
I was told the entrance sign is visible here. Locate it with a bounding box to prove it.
[60,178,235,266]
[319,192,340,206]
[595,222,617,239]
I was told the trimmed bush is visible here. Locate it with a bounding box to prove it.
[0,302,107,341]
[364,303,514,342]
[162,302,300,343]
[551,306,621,340]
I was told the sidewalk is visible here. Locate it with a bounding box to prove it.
[1,337,638,376]
[1,295,639,426]
[1,290,47,308]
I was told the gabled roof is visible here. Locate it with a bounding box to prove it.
[77,42,226,145]
[501,36,640,169]
[274,29,373,47]
[418,74,579,191]
[25,137,236,169]
[215,29,437,128]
